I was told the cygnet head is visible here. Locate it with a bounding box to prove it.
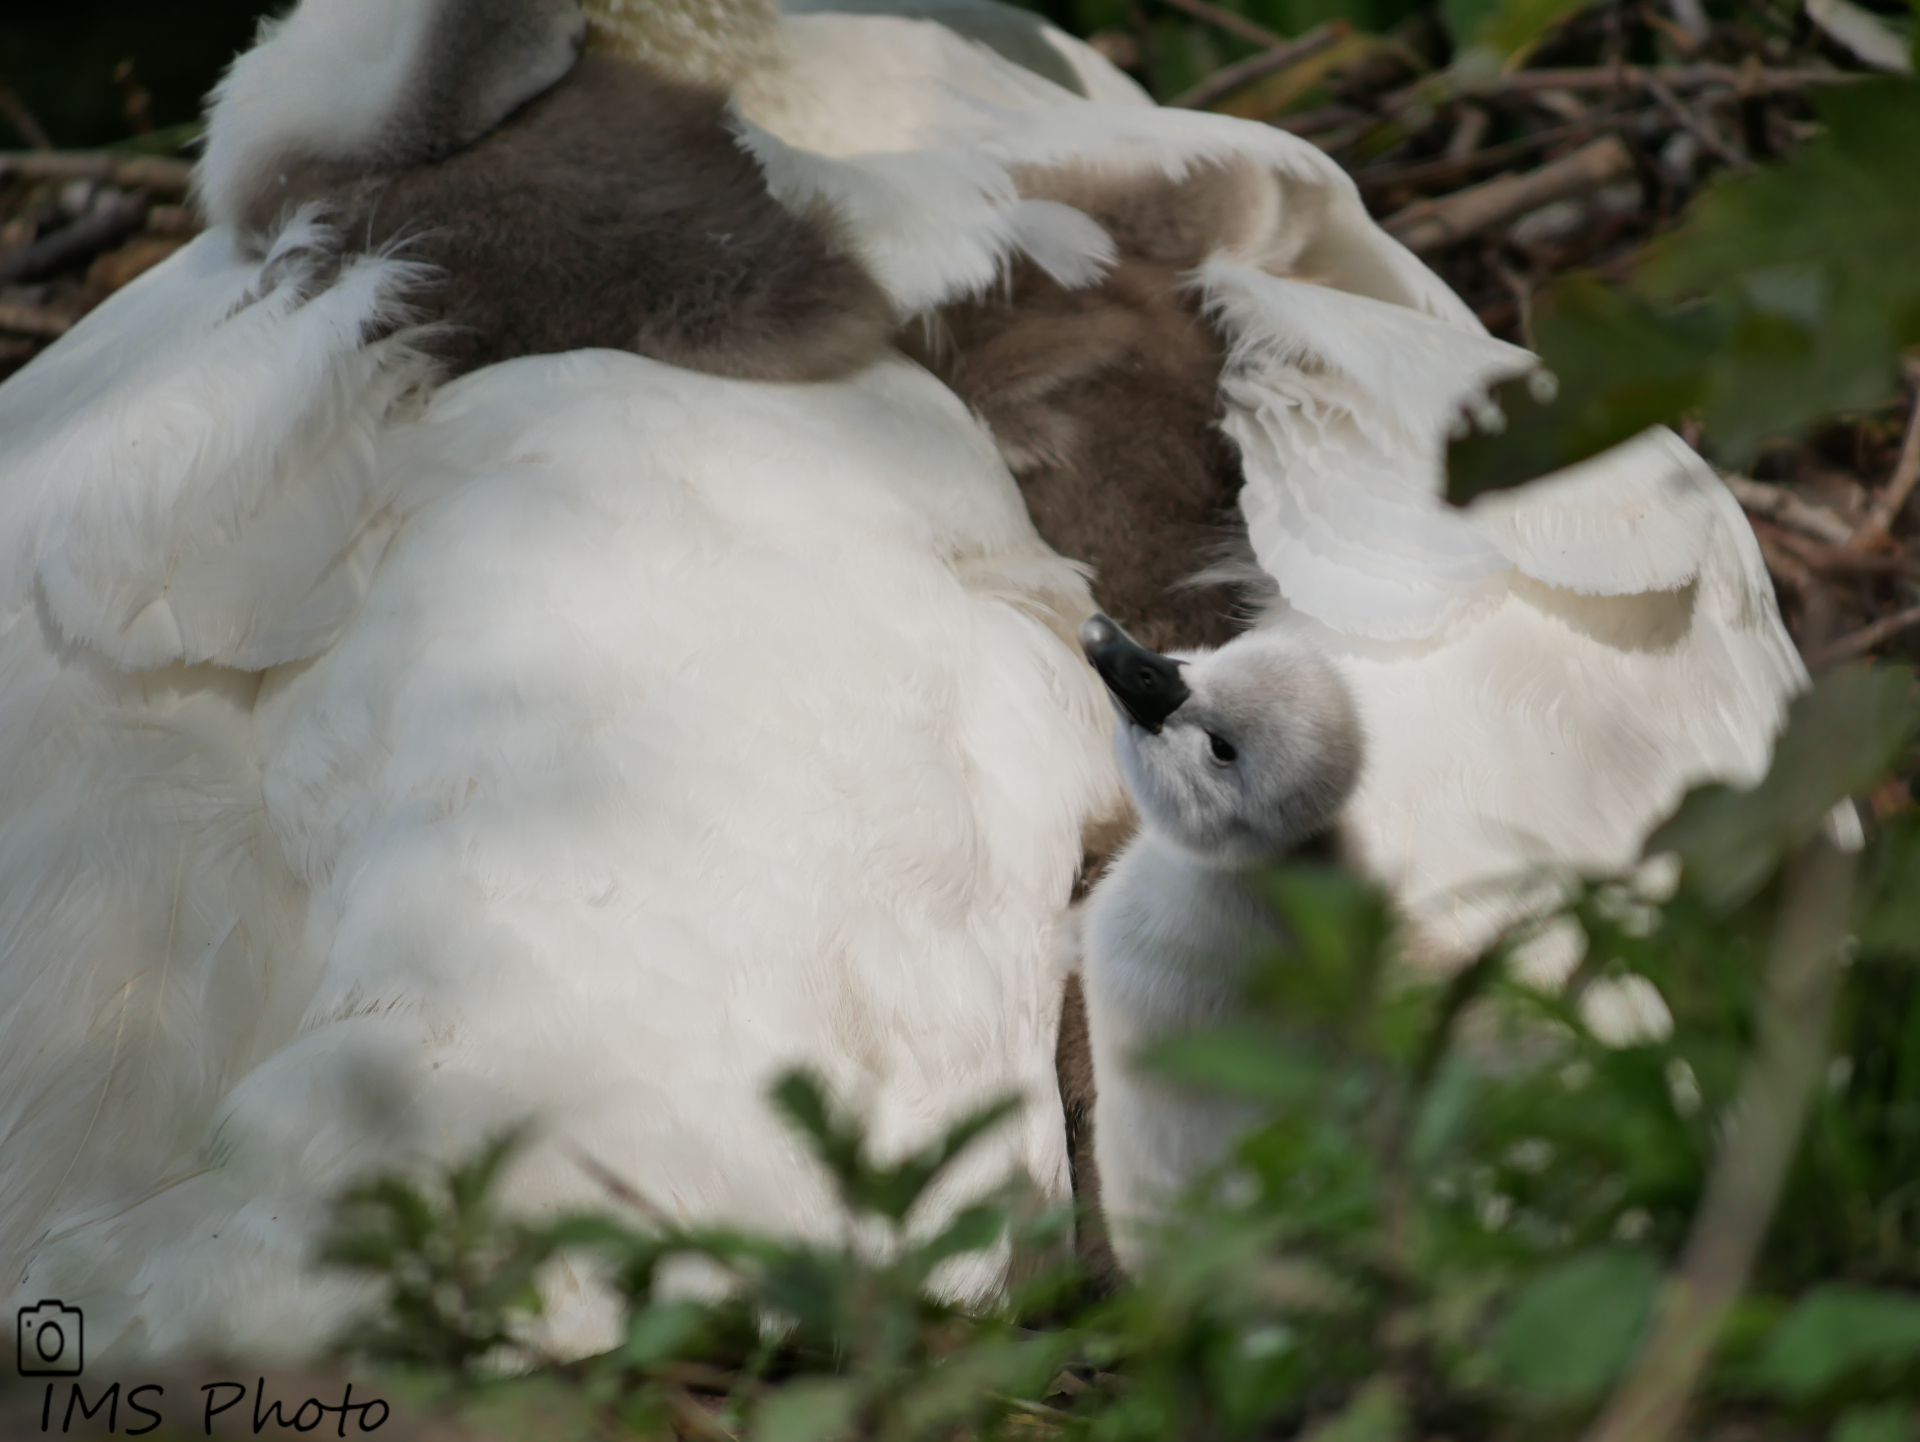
[1081,614,1362,867]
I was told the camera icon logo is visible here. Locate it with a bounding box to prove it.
[16,1300,83,1376]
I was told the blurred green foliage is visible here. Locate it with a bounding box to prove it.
[1056,0,1425,100]
[320,660,1920,1440]
[0,2,274,150]
[1449,71,1920,500]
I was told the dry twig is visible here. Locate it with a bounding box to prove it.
[1721,474,1855,546]
[1384,135,1634,254]
[568,1145,676,1228]
[1445,104,1491,160]
[1642,71,1752,170]
[1356,113,1632,193]
[1151,0,1290,51]
[1754,518,1915,579]
[662,1385,738,1442]
[1811,603,1920,668]
[0,301,73,338]
[0,88,52,151]
[1173,22,1349,109]
[1850,362,1920,549]
[1751,525,1838,647]
[1271,102,1367,135]
[0,190,148,286]
[144,203,201,237]
[0,150,192,194]
[1388,62,1851,110]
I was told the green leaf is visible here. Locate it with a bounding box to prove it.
[1447,280,1709,504]
[770,1070,867,1198]
[1253,867,1398,1031]
[1647,80,1920,459]
[891,1333,1076,1436]
[435,1373,617,1442]
[1441,0,1586,60]
[753,1377,859,1442]
[1143,1024,1326,1104]
[1648,668,1916,909]
[1493,1248,1662,1406]
[1449,81,1920,500]
[449,1129,527,1221]
[532,1213,648,1254]
[1438,0,1502,49]
[1856,811,1920,960]
[911,1201,1008,1271]
[769,1068,1019,1223]
[365,1178,439,1248]
[1311,1377,1410,1442]
[1834,1404,1919,1442]
[619,1300,707,1367]
[1755,1285,1920,1399]
[872,1092,1023,1222]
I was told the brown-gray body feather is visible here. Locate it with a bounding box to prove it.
[912,163,1265,656]
[241,54,892,382]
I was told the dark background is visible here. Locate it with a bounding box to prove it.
[0,0,1415,150]
[1,3,279,148]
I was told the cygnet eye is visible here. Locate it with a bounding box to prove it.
[1207,732,1237,764]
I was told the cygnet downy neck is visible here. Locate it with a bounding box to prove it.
[1080,614,1362,872]
[1077,616,1363,1272]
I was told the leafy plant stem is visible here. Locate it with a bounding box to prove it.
[1381,949,1501,1233]
[1582,836,1858,1442]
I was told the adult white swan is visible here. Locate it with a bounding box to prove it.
[0,0,1803,1359]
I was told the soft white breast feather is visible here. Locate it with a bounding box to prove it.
[17,353,1121,1360]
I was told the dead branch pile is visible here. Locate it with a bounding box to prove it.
[0,148,196,377]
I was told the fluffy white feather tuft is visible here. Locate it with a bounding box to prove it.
[21,223,433,671]
[738,120,1115,312]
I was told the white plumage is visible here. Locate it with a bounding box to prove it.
[0,0,1804,1361]
[1076,620,1363,1272]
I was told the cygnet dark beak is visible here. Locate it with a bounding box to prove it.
[1080,614,1190,734]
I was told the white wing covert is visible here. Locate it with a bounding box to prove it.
[0,223,429,1283]
[17,222,429,671]
[1198,224,1801,962]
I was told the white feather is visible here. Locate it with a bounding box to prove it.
[14,351,1120,1360]
[743,12,1097,154]
[20,226,430,671]
[0,224,427,1286]
[0,0,1808,1364]
[197,0,581,230]
[738,120,1116,311]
